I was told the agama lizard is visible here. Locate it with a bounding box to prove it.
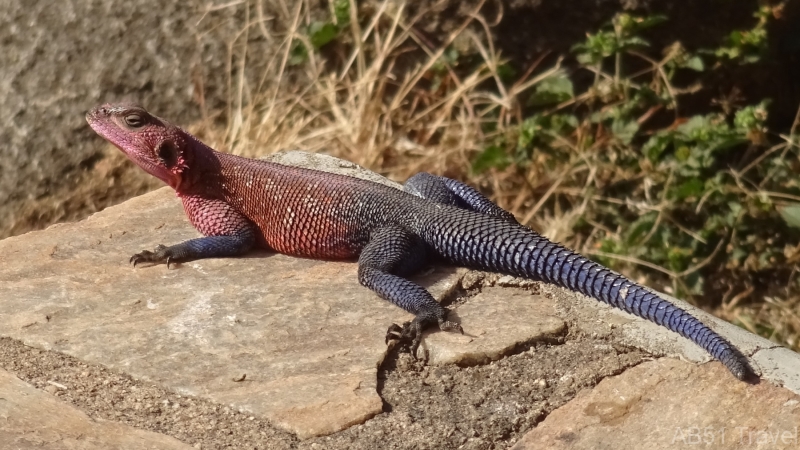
[86,103,753,380]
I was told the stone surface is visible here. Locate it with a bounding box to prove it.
[0,152,482,439]
[0,367,191,450]
[753,347,800,395]
[512,358,800,450]
[2,155,799,445]
[0,189,407,438]
[262,151,402,189]
[0,0,258,238]
[542,283,799,390]
[425,287,566,366]
[3,180,798,441]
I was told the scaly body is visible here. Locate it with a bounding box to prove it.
[87,103,753,380]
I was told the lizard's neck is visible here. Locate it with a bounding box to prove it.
[174,134,225,195]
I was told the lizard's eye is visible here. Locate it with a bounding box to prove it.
[124,113,146,128]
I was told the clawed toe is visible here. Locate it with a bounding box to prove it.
[130,244,171,267]
[385,322,406,344]
[385,321,424,358]
[130,250,154,267]
[385,315,462,360]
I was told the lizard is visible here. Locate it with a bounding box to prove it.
[86,103,753,381]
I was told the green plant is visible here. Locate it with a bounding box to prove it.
[709,5,774,64]
[289,0,352,65]
[223,0,799,350]
[471,8,798,316]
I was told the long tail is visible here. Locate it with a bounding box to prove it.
[424,212,752,380]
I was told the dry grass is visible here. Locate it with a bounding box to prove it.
[718,239,800,350]
[193,0,800,352]
[196,0,668,277]
[198,0,562,219]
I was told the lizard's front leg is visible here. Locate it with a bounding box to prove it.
[358,226,462,357]
[131,195,256,267]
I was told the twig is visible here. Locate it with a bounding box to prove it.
[584,250,678,278]
[677,238,725,278]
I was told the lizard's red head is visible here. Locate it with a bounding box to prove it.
[86,103,190,188]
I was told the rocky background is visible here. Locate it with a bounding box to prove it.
[1,0,796,239]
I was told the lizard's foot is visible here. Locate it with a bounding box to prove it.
[130,244,175,268]
[385,314,463,359]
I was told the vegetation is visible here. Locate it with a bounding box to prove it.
[210,1,799,349]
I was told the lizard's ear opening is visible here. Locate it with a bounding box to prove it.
[156,141,181,171]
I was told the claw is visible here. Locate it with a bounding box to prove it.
[129,244,171,267]
[384,314,462,360]
[385,323,404,344]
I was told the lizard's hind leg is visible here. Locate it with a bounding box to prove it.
[357,225,462,358]
[404,172,517,223]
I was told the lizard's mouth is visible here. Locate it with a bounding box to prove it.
[85,105,122,142]
[85,107,104,129]
[85,104,144,153]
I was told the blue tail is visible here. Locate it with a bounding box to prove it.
[425,212,752,380]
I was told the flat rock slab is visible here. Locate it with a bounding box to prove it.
[545,282,800,393]
[261,151,402,189]
[0,183,564,439]
[0,188,444,438]
[512,358,800,450]
[425,287,565,366]
[0,367,191,450]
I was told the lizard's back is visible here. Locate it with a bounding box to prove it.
[213,153,421,259]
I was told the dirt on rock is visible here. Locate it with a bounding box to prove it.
[0,291,646,450]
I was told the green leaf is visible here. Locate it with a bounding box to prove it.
[548,114,579,133]
[734,100,770,132]
[333,0,351,27]
[779,204,800,229]
[642,133,672,162]
[614,13,666,34]
[571,31,618,64]
[674,178,704,200]
[675,145,691,161]
[611,119,639,145]
[731,247,748,264]
[309,22,339,49]
[676,115,714,135]
[633,14,667,30]
[471,145,510,174]
[288,41,309,65]
[496,63,517,83]
[619,36,650,49]
[431,47,460,74]
[683,56,705,71]
[517,116,541,149]
[667,246,693,272]
[528,75,574,106]
[625,213,658,245]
